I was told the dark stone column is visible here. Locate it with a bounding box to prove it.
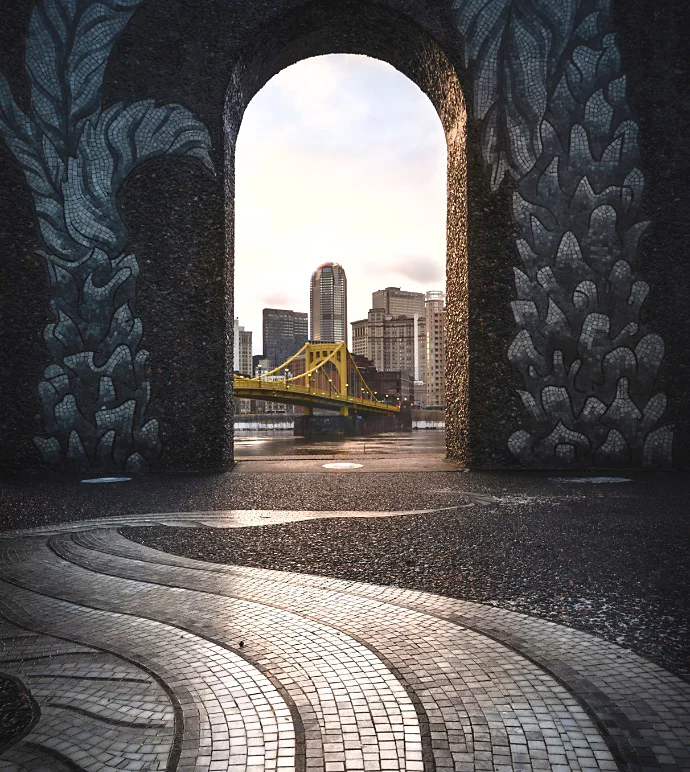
[612,0,690,469]
[0,0,686,473]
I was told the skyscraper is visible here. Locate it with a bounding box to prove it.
[238,329,253,376]
[310,262,347,343]
[351,286,426,384]
[262,308,308,369]
[425,290,446,407]
[233,318,252,374]
[351,309,426,383]
[234,327,253,413]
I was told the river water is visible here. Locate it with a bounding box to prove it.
[234,429,446,458]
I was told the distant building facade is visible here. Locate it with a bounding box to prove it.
[238,329,253,376]
[310,262,347,342]
[425,290,446,407]
[352,354,414,403]
[351,286,426,386]
[239,355,295,415]
[233,318,252,373]
[233,321,253,413]
[351,309,426,383]
[253,357,272,376]
[372,286,425,318]
[352,287,446,408]
[262,308,308,369]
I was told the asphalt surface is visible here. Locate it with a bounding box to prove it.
[1,463,688,680]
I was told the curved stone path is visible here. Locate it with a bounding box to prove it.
[0,510,688,771]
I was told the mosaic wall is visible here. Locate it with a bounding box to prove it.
[453,0,673,466]
[0,0,675,471]
[0,0,214,473]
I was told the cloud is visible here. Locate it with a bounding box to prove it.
[259,290,294,308]
[389,256,445,284]
[241,54,444,161]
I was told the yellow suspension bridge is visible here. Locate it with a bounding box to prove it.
[233,341,400,415]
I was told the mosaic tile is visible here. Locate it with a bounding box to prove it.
[3,512,689,769]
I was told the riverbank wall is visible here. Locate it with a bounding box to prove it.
[234,410,445,431]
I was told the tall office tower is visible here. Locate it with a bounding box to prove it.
[233,318,239,370]
[351,309,426,383]
[238,329,253,376]
[233,318,245,372]
[372,286,425,381]
[425,290,446,407]
[234,327,254,413]
[310,262,347,342]
[233,318,253,374]
[262,309,308,369]
[372,286,425,318]
[352,285,426,384]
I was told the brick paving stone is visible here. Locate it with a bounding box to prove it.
[0,550,296,770]
[113,534,686,772]
[10,530,610,770]
[93,521,690,771]
[0,512,689,771]
[61,530,614,771]
[1,536,418,771]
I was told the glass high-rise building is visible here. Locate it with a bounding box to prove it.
[262,308,308,370]
[310,262,347,343]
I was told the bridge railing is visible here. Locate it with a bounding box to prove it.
[234,341,399,413]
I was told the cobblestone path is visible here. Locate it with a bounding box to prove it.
[1,510,688,771]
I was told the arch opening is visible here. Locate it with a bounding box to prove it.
[233,53,448,440]
[224,1,469,462]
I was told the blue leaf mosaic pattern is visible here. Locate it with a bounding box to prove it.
[454,0,673,466]
[0,0,214,473]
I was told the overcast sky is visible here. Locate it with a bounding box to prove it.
[234,54,447,354]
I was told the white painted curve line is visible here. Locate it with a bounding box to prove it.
[80,476,132,483]
[0,506,467,537]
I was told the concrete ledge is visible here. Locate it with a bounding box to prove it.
[233,456,462,473]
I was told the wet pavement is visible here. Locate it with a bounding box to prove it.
[234,429,446,458]
[0,434,689,770]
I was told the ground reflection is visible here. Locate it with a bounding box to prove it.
[234,429,445,457]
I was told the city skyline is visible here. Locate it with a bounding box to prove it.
[234,53,446,354]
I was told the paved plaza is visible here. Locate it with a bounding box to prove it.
[0,463,689,771]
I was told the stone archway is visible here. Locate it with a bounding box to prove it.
[223,1,471,467]
[0,0,675,473]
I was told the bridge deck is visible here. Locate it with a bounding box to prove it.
[233,377,400,415]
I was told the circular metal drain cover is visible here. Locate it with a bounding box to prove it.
[81,477,133,484]
[322,462,363,470]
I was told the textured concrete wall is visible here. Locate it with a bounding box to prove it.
[611,0,690,469]
[0,0,686,473]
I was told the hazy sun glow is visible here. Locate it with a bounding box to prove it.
[235,54,447,353]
